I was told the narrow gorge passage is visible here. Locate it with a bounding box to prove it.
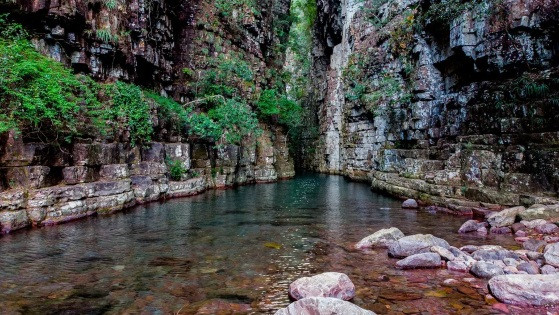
[0,0,559,313]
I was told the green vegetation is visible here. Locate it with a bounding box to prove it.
[0,16,101,140]
[106,82,153,146]
[166,159,188,181]
[256,89,303,130]
[215,0,258,19]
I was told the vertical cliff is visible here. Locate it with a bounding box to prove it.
[305,0,559,210]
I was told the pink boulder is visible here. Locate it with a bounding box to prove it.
[288,272,355,301]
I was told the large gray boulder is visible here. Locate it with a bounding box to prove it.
[355,227,404,249]
[470,261,504,279]
[396,253,441,269]
[520,204,559,221]
[486,206,525,227]
[274,297,376,315]
[288,272,355,301]
[544,243,559,268]
[388,234,450,258]
[489,274,559,306]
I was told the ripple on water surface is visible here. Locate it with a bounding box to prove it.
[0,174,550,314]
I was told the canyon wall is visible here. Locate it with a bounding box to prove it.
[309,0,559,213]
[0,0,295,233]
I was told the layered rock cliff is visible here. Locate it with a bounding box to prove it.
[307,0,559,212]
[0,0,295,233]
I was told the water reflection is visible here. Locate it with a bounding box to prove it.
[0,174,526,314]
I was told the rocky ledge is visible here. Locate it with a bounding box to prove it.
[0,131,295,234]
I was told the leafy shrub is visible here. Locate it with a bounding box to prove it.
[256,89,303,130]
[106,81,153,146]
[166,158,188,181]
[0,15,101,140]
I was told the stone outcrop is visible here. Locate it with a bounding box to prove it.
[288,272,356,301]
[304,0,559,210]
[0,133,294,233]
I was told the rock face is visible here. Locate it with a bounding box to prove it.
[274,297,376,315]
[489,274,559,306]
[388,234,450,258]
[302,0,559,209]
[0,137,293,233]
[396,253,441,269]
[355,227,404,249]
[288,272,356,301]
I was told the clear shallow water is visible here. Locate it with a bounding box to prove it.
[0,174,552,314]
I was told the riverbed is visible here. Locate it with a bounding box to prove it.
[0,175,550,314]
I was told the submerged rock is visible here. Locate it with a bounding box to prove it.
[355,227,404,249]
[402,199,418,209]
[486,206,525,227]
[274,297,375,315]
[489,274,559,306]
[396,253,441,269]
[388,234,450,258]
[288,272,355,301]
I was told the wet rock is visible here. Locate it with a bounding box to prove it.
[274,297,375,315]
[388,234,450,258]
[541,265,558,274]
[0,210,30,233]
[535,223,559,235]
[476,226,488,235]
[431,246,455,261]
[516,262,540,275]
[486,206,525,227]
[402,199,419,209]
[515,230,527,237]
[447,261,469,272]
[489,274,559,306]
[545,236,559,243]
[490,226,512,234]
[355,227,404,249]
[458,220,487,233]
[396,253,442,269]
[288,272,355,301]
[470,262,504,279]
[544,243,559,267]
[522,239,547,252]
